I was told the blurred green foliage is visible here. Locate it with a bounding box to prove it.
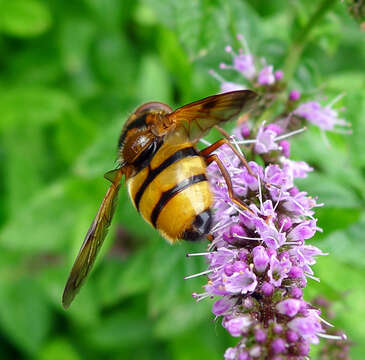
[0,0,364,359]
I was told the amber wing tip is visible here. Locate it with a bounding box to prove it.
[62,279,78,309]
[62,290,72,309]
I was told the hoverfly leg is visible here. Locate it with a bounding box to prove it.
[203,153,252,213]
[214,125,231,139]
[200,136,255,177]
[214,126,255,177]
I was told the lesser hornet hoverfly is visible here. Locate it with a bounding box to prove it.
[62,90,258,308]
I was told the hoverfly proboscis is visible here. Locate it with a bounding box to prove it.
[62,90,258,309]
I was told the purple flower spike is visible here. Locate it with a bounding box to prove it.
[187,36,345,359]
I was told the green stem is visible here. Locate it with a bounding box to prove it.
[283,0,337,82]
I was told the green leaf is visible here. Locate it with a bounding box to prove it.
[345,94,365,167]
[96,246,154,306]
[85,306,153,349]
[58,17,98,97]
[0,277,52,355]
[143,0,232,59]
[0,179,101,255]
[310,257,365,356]
[0,181,74,253]
[83,0,124,28]
[37,337,81,360]
[169,322,229,360]
[319,215,365,269]
[149,242,211,338]
[73,118,121,179]
[0,87,76,130]
[93,32,137,88]
[0,0,51,37]
[297,173,361,209]
[137,55,172,104]
[314,207,361,236]
[148,241,207,317]
[326,72,365,91]
[155,301,211,339]
[291,127,365,195]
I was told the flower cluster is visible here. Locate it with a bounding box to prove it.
[186,36,348,359]
[210,34,350,135]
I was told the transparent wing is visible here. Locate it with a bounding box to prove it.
[167,90,258,141]
[62,169,123,309]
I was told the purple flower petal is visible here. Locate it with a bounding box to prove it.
[224,269,258,294]
[223,315,252,337]
[294,100,349,131]
[258,65,275,85]
[252,246,269,272]
[276,299,302,317]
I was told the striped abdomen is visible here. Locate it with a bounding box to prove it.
[127,142,213,243]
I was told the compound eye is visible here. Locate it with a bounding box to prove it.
[134,102,172,116]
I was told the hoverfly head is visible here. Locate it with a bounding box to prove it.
[118,102,172,171]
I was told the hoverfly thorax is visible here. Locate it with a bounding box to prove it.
[118,102,173,174]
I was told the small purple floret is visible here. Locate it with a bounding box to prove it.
[252,246,269,272]
[289,90,301,101]
[276,299,302,317]
[258,65,275,85]
[271,338,286,354]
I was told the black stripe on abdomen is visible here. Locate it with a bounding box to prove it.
[151,174,207,227]
[134,147,198,210]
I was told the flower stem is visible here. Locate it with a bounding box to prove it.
[283,0,338,82]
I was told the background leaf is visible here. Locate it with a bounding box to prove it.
[0,0,51,37]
